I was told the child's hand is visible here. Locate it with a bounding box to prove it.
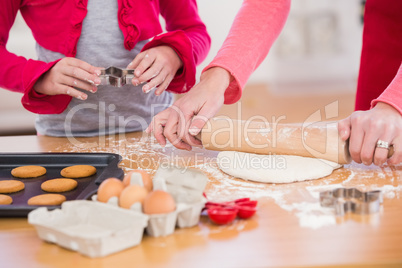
[127,46,183,95]
[34,57,102,100]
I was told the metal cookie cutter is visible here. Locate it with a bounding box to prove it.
[320,188,383,216]
[99,66,135,87]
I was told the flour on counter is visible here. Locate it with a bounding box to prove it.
[55,136,174,174]
[379,185,401,199]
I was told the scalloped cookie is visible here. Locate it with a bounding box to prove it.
[60,165,97,178]
[41,178,78,193]
[11,165,46,178]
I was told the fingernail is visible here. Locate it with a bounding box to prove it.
[94,78,101,85]
[91,86,97,93]
[189,127,200,136]
[86,79,95,85]
[145,127,150,133]
[132,79,139,86]
[135,70,141,76]
[154,88,163,95]
[143,85,156,93]
[340,130,348,140]
[77,94,87,100]
[95,70,101,76]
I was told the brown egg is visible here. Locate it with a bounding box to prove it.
[143,190,176,214]
[97,178,125,203]
[123,170,153,192]
[119,184,148,209]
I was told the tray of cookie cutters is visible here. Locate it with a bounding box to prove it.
[92,165,208,238]
[0,153,124,217]
[99,66,135,87]
[28,200,148,258]
[319,187,383,216]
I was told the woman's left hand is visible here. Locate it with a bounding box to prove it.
[338,102,402,166]
[126,46,183,95]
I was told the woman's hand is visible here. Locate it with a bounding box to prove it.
[338,102,402,166]
[127,46,183,96]
[146,67,231,150]
[34,57,102,100]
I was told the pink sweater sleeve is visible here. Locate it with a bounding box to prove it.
[202,0,290,104]
[371,63,402,114]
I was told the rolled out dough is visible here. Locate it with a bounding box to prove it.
[217,151,341,184]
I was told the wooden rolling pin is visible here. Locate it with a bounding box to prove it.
[199,117,348,164]
[200,117,395,164]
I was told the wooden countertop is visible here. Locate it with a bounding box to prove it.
[0,133,401,268]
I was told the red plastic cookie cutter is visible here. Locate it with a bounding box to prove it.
[204,198,258,225]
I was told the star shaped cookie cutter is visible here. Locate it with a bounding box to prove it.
[319,188,383,216]
[99,66,135,87]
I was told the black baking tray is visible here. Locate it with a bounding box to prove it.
[0,153,124,217]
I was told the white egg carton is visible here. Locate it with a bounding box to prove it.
[153,165,208,228]
[28,200,149,258]
[93,165,208,237]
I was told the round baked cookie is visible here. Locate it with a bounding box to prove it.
[27,194,66,206]
[60,165,97,178]
[0,194,13,205]
[41,178,78,193]
[0,180,25,194]
[11,165,46,178]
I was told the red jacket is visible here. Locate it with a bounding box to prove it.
[356,0,402,113]
[0,0,210,114]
